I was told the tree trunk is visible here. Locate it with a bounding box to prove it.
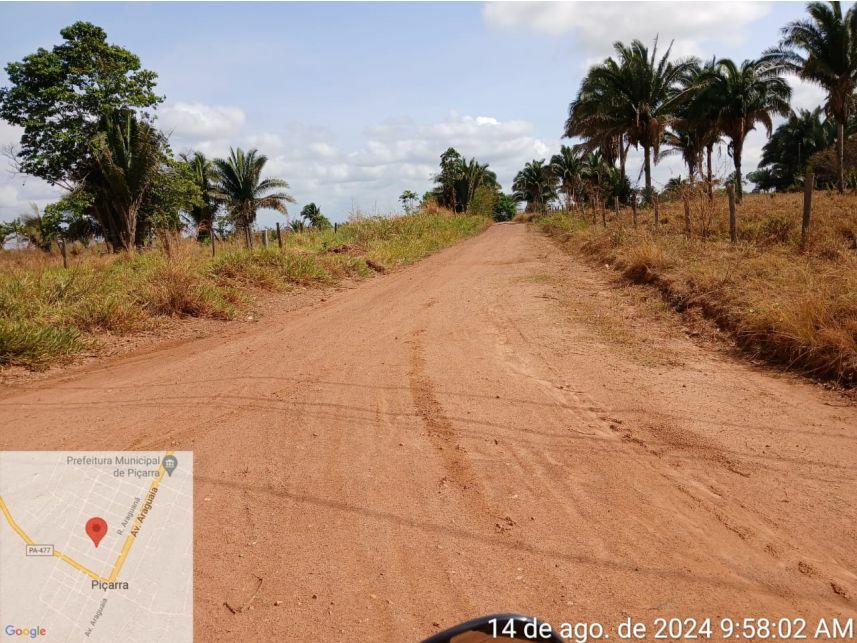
[619,135,628,184]
[243,204,253,249]
[837,120,845,194]
[733,140,743,205]
[706,143,714,201]
[643,144,653,203]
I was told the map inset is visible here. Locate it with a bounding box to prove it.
[0,452,192,642]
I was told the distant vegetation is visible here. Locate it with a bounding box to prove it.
[0,212,489,368]
[505,1,857,385]
[3,3,857,382]
[509,1,857,209]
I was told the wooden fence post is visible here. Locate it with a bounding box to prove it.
[727,184,737,243]
[334,222,338,233]
[802,172,814,245]
[631,197,637,228]
[653,194,660,227]
[613,196,619,222]
[59,238,68,269]
[276,222,283,250]
[211,230,216,257]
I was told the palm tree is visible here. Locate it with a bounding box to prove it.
[765,1,857,193]
[180,151,218,241]
[86,110,163,252]
[549,146,585,210]
[579,151,613,207]
[513,160,558,213]
[671,57,723,196]
[300,202,332,229]
[660,127,704,183]
[212,147,295,248]
[566,38,698,202]
[696,60,724,199]
[705,58,792,203]
[459,158,498,212]
[399,189,418,213]
[754,107,837,190]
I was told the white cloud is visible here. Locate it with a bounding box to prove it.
[0,122,23,148]
[789,78,827,113]
[0,178,61,222]
[484,1,770,59]
[159,102,246,141]
[238,111,557,222]
[0,185,18,208]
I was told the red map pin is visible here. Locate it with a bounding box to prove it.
[85,517,108,548]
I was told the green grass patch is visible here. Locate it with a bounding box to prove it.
[0,212,489,368]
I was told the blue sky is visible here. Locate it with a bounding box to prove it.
[0,2,829,226]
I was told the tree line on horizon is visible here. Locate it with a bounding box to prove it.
[510,0,857,213]
[4,3,857,250]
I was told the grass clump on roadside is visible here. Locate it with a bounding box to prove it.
[535,192,857,385]
[0,211,489,369]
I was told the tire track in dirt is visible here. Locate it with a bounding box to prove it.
[1,224,855,640]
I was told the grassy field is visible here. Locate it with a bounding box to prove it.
[536,191,857,386]
[0,211,490,368]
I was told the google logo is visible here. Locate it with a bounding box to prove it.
[3,626,46,638]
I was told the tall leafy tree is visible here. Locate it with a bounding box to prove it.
[751,108,837,191]
[493,193,519,222]
[566,39,698,202]
[578,151,628,206]
[680,57,724,198]
[705,58,791,202]
[180,151,219,240]
[435,147,464,212]
[432,150,498,213]
[550,146,585,209]
[212,148,295,248]
[764,1,857,193]
[512,160,558,212]
[7,204,55,251]
[0,21,162,187]
[43,190,100,246]
[85,110,164,251]
[660,126,704,183]
[399,190,419,214]
[300,203,332,229]
[459,158,498,212]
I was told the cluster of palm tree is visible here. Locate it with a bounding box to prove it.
[555,1,857,206]
[510,146,631,214]
[748,108,846,191]
[431,147,501,214]
[22,107,295,253]
[173,147,295,249]
[564,40,790,205]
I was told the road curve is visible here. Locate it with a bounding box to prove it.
[1,223,855,640]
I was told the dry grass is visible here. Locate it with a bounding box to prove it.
[0,211,490,368]
[536,191,857,385]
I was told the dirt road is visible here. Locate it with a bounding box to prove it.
[1,223,855,640]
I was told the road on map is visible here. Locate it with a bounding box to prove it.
[1,224,855,640]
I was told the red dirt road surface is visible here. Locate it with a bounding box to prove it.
[1,224,855,640]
